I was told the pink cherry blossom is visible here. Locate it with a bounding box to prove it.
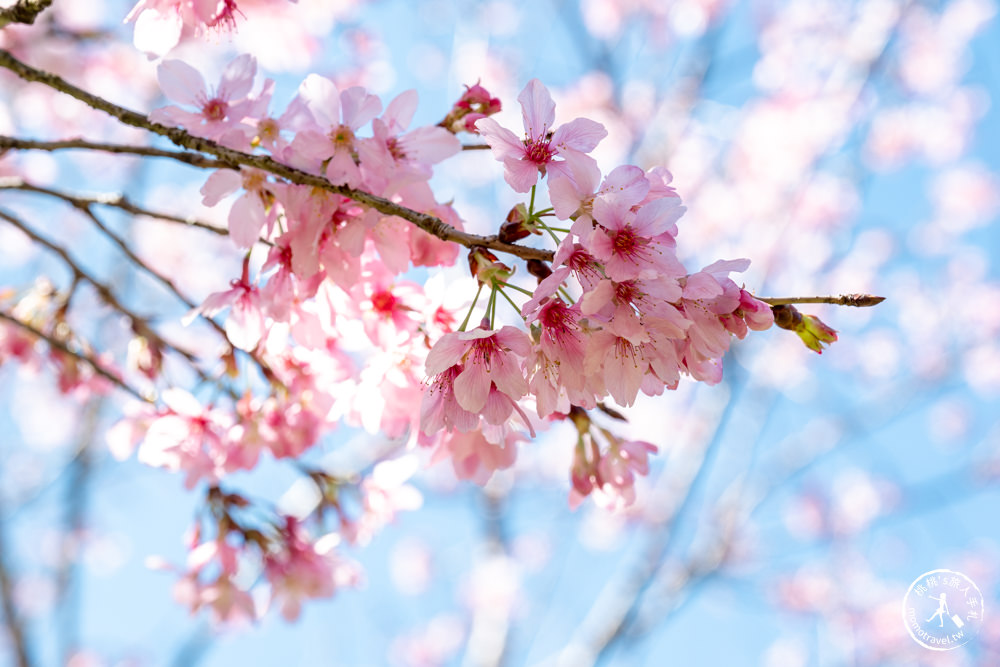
[423,325,531,417]
[284,75,382,188]
[150,54,263,145]
[186,260,266,352]
[585,195,687,282]
[476,79,607,193]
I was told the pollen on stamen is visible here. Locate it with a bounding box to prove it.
[524,138,555,165]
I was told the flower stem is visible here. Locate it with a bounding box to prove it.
[496,285,526,320]
[458,282,484,332]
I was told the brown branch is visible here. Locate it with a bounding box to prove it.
[0,310,151,403]
[461,143,491,150]
[0,178,235,238]
[757,294,885,307]
[0,49,556,263]
[0,207,205,372]
[0,136,229,169]
[0,0,51,27]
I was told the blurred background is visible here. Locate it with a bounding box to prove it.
[1,0,999,665]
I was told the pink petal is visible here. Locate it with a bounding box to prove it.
[475,117,525,161]
[132,9,183,57]
[503,158,541,193]
[683,272,723,300]
[552,117,607,152]
[200,169,242,206]
[227,294,263,351]
[424,336,468,375]
[454,364,491,413]
[632,196,685,237]
[298,74,341,129]
[601,165,649,207]
[402,126,461,164]
[490,356,528,401]
[702,258,751,276]
[228,193,266,248]
[340,86,382,130]
[517,79,555,140]
[219,54,257,101]
[157,60,206,106]
[325,150,362,187]
[383,89,418,133]
[481,388,514,425]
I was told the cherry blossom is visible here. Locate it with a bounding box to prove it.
[476,79,608,192]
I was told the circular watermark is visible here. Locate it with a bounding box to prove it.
[902,569,984,651]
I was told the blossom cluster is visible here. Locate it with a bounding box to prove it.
[92,58,780,618]
[421,79,774,506]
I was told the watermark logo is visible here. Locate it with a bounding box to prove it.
[902,569,984,651]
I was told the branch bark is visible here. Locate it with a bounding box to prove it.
[0,136,229,169]
[0,49,557,263]
[0,0,52,27]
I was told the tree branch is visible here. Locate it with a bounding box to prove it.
[0,310,151,402]
[0,136,229,169]
[0,49,556,263]
[0,178,235,238]
[757,294,885,307]
[0,208,205,374]
[0,506,33,667]
[0,0,52,27]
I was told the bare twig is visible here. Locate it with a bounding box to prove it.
[0,310,151,402]
[0,0,51,27]
[0,178,233,238]
[757,294,885,307]
[0,49,556,263]
[0,136,228,169]
[0,208,203,372]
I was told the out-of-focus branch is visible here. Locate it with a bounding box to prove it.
[463,489,513,667]
[0,136,229,169]
[0,505,33,667]
[0,310,151,402]
[56,398,101,664]
[554,368,749,667]
[0,207,204,369]
[0,0,51,27]
[0,49,557,264]
[0,178,247,239]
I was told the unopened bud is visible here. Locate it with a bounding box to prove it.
[773,305,838,353]
[467,246,512,285]
[498,204,536,243]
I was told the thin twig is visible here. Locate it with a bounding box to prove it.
[757,294,885,307]
[0,208,204,371]
[0,310,151,402]
[0,136,228,169]
[0,503,33,667]
[0,49,556,263]
[0,178,232,238]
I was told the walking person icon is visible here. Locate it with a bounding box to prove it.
[926,593,949,628]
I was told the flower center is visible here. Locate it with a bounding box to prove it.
[202,98,228,122]
[386,137,406,161]
[330,124,355,147]
[524,137,554,165]
[371,290,397,315]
